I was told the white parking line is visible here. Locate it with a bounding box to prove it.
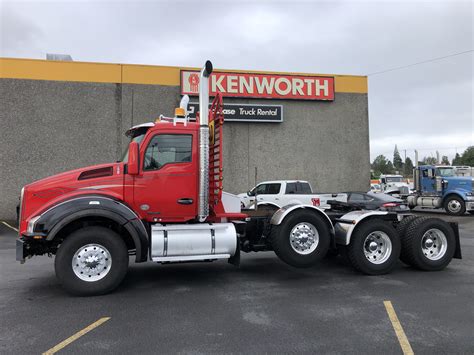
[1,221,18,232]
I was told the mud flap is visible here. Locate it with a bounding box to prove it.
[449,222,462,259]
[228,237,241,266]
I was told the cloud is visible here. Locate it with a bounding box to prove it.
[0,0,472,162]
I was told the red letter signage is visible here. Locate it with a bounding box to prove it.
[181,71,334,101]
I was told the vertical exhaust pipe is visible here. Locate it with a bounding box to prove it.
[198,60,213,222]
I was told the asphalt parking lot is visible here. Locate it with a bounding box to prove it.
[1,210,473,354]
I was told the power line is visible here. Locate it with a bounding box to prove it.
[367,49,473,76]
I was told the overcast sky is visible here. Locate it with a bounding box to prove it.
[1,0,472,163]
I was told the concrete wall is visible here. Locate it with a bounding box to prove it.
[0,78,369,221]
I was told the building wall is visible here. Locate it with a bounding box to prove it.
[0,58,369,221]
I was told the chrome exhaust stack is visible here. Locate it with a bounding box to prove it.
[198,60,213,222]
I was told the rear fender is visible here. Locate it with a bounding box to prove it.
[28,195,148,262]
[334,211,396,246]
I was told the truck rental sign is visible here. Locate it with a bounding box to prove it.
[187,102,283,123]
[181,70,334,101]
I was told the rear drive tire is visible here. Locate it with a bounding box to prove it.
[443,195,466,216]
[270,210,330,268]
[347,220,400,275]
[55,226,129,296]
[400,217,455,271]
[396,215,418,265]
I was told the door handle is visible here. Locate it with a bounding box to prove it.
[177,198,194,205]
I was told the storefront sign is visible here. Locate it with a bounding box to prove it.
[187,103,283,123]
[181,71,334,101]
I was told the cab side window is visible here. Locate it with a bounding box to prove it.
[255,183,281,195]
[143,134,192,171]
[286,183,297,194]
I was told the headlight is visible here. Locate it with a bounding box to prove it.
[27,216,41,234]
[466,192,473,196]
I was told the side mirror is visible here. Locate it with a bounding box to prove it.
[128,141,139,175]
[248,190,255,197]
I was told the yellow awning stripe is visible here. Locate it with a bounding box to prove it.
[0,57,367,93]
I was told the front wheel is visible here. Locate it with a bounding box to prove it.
[444,196,466,216]
[347,220,401,275]
[270,211,331,268]
[55,226,129,296]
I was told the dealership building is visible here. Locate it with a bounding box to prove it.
[0,58,369,220]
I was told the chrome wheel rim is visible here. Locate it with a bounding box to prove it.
[290,222,319,255]
[363,231,392,264]
[72,243,112,282]
[447,199,461,213]
[421,228,447,260]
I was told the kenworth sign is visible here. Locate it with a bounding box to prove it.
[181,70,334,101]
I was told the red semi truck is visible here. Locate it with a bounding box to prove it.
[16,61,462,295]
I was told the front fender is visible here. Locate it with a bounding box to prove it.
[443,190,469,203]
[334,211,396,246]
[28,195,148,262]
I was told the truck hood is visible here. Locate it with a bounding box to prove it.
[21,162,124,226]
[444,176,473,192]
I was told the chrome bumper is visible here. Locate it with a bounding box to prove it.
[16,238,25,263]
[466,202,474,211]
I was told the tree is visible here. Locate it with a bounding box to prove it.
[386,161,395,174]
[371,155,391,176]
[452,153,462,165]
[404,157,414,177]
[459,146,474,166]
[441,155,450,165]
[423,156,437,165]
[393,145,403,171]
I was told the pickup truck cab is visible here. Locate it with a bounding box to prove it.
[238,180,346,210]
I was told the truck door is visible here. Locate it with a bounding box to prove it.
[421,168,436,193]
[132,132,198,222]
[256,183,281,205]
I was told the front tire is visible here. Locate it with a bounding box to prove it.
[347,220,400,275]
[55,226,129,296]
[444,195,466,216]
[270,211,330,268]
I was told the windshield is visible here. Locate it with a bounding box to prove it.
[436,168,455,177]
[121,133,145,162]
[385,177,403,183]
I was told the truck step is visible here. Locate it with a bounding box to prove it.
[152,254,230,263]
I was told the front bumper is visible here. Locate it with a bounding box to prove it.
[16,238,25,263]
[466,202,474,211]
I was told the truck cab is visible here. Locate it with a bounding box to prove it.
[408,165,474,215]
[379,174,410,197]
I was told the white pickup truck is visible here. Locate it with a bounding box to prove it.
[238,180,347,210]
